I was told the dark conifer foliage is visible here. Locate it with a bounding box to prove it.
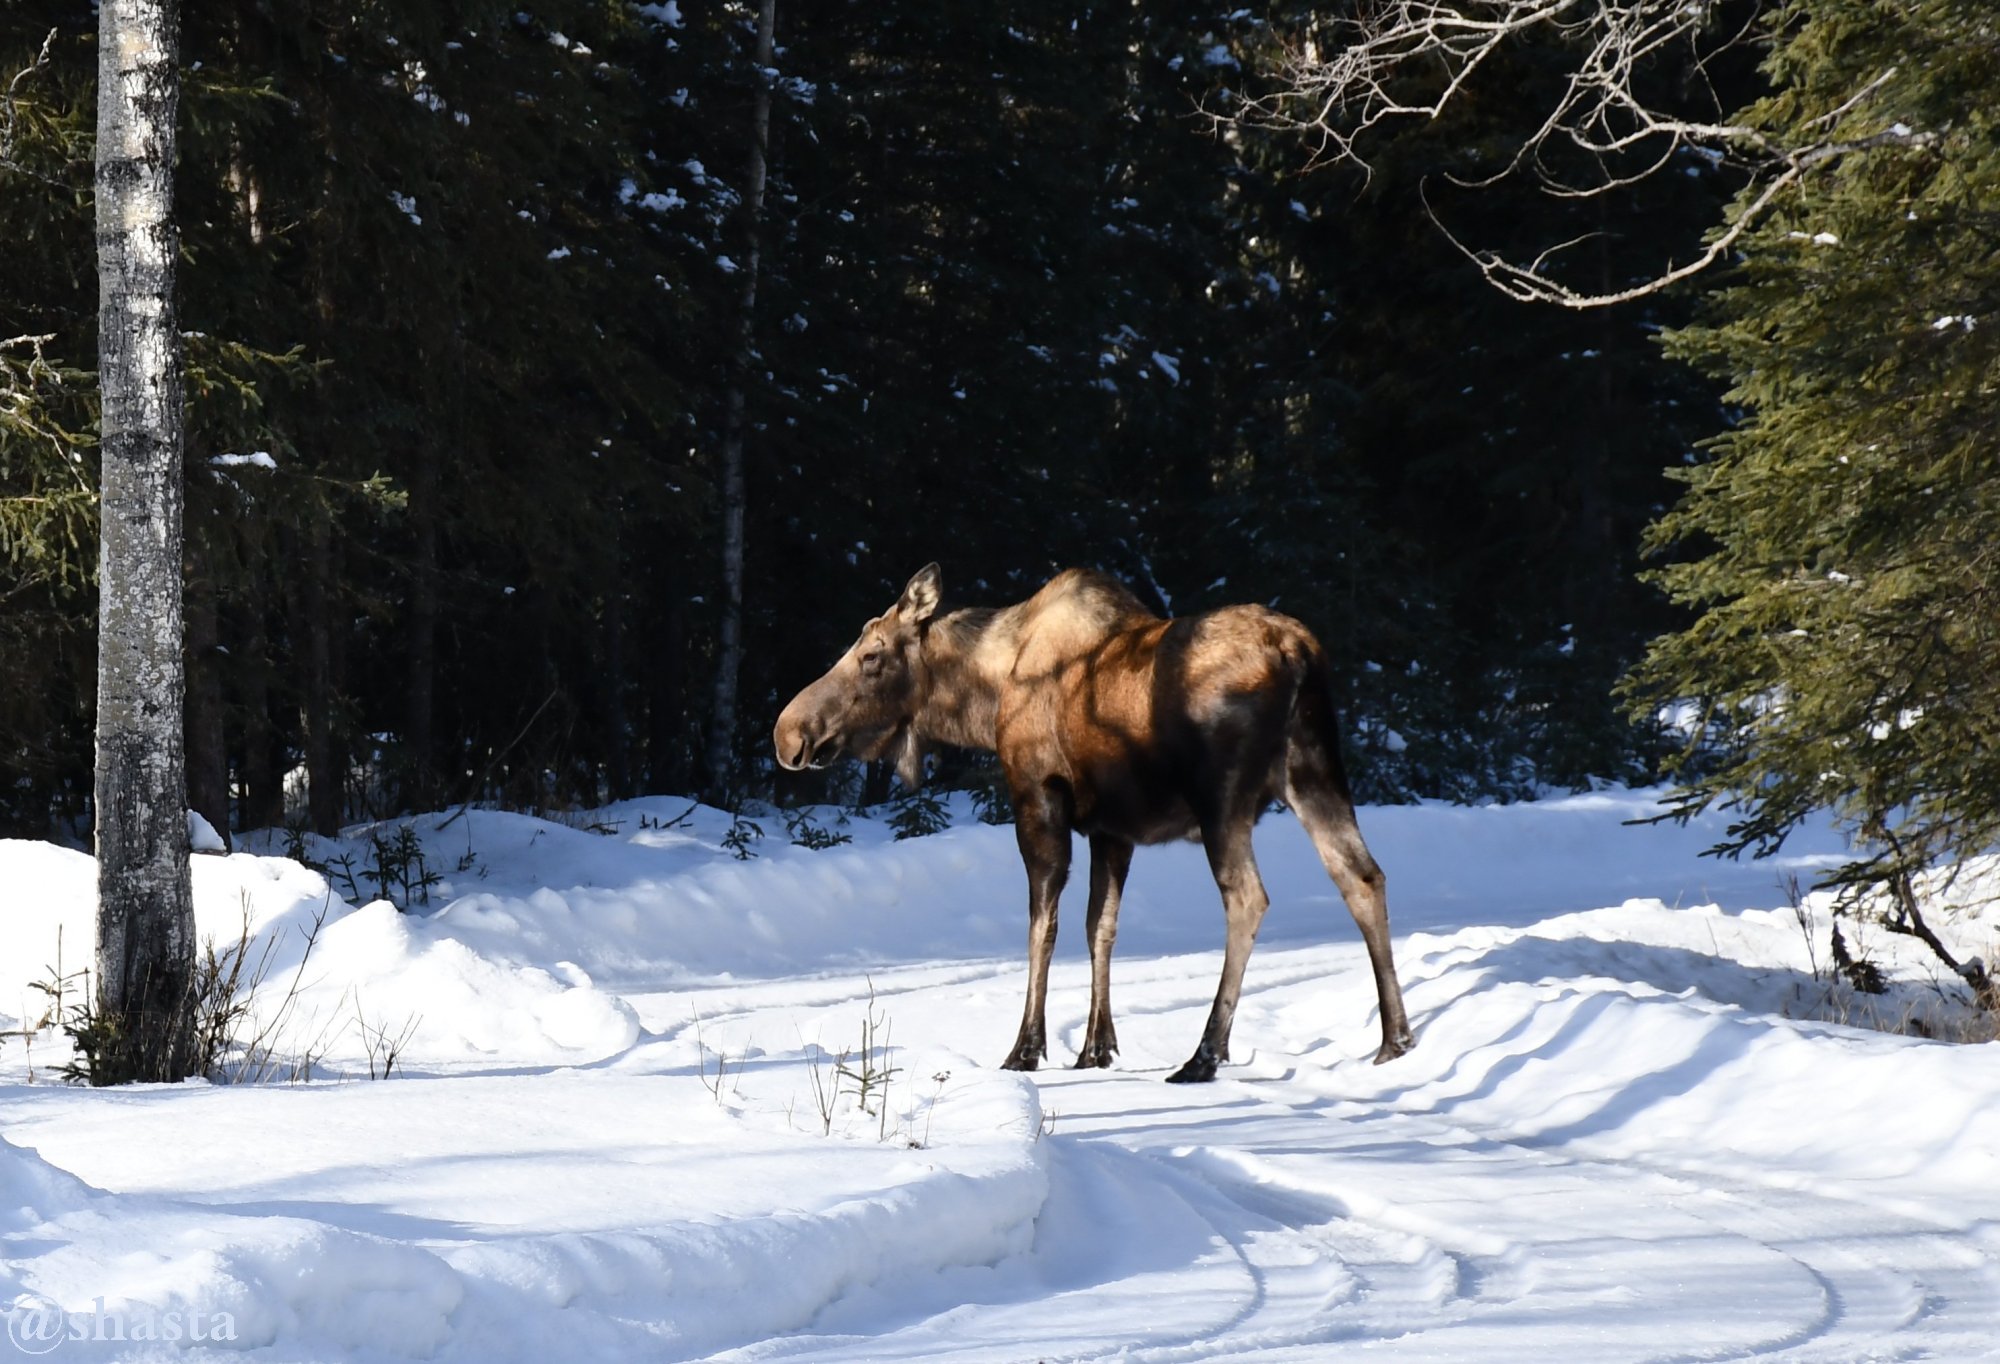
[2,1,1755,836]
[1633,1,2000,921]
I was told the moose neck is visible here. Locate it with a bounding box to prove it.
[914,606,1015,753]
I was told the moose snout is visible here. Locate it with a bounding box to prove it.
[773,699,828,771]
[773,715,813,771]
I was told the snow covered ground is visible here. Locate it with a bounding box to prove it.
[3,789,1998,1361]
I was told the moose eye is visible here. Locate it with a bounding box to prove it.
[859,651,884,678]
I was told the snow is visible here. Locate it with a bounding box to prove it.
[619,178,686,214]
[186,810,225,853]
[3,789,1998,1361]
[207,452,276,471]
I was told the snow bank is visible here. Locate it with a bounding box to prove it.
[214,788,1859,999]
[1,1064,1045,1361]
[2,1129,458,1355]
[1272,895,2000,1208]
[0,837,637,1071]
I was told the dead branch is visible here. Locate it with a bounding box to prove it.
[1245,2,1931,307]
[1,29,57,174]
[1867,823,2000,1015]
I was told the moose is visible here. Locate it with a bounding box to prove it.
[773,564,1414,1083]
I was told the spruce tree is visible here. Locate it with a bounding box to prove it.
[1633,0,2000,1002]
[1,16,97,835]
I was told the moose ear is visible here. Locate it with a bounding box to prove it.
[896,563,943,623]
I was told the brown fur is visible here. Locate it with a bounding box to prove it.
[774,565,1414,1081]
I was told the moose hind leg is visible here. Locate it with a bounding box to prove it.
[1075,834,1132,1069]
[1286,765,1414,1063]
[1168,820,1269,1084]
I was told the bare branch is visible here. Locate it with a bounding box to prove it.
[1806,65,1898,132]
[1,28,57,173]
[1247,2,1926,307]
[1423,162,1800,308]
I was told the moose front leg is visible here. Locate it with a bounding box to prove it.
[1075,834,1132,1069]
[1001,795,1071,1071]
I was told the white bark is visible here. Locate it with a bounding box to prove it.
[94,0,196,1082]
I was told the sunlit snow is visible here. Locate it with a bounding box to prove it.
[3,790,1996,1360]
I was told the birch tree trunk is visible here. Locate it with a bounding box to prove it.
[93,0,196,1084]
[703,0,776,800]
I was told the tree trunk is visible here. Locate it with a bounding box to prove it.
[237,593,284,830]
[704,0,777,800]
[601,523,630,801]
[860,759,892,810]
[299,515,339,834]
[406,438,440,812]
[649,588,687,795]
[184,566,230,850]
[526,586,564,810]
[93,0,196,1085]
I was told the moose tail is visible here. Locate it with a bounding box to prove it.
[1286,638,1361,810]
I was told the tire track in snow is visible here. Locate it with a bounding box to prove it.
[697,945,2000,1362]
[1635,1178,2000,1362]
[1072,1088,1997,1361]
[1061,1104,1990,1362]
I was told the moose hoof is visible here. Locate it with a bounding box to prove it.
[1072,1040,1117,1070]
[1372,1030,1414,1065]
[1000,1046,1043,1072]
[1165,1052,1218,1084]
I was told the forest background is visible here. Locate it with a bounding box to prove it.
[3,1,1989,871]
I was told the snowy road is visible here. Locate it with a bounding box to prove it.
[649,941,2000,1363]
[4,792,1999,1361]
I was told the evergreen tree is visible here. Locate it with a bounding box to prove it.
[1,0,1769,832]
[1632,0,2000,1002]
[1,14,97,835]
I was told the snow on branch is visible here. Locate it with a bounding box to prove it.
[1243,2,1932,308]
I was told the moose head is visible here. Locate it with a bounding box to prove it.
[773,564,943,791]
